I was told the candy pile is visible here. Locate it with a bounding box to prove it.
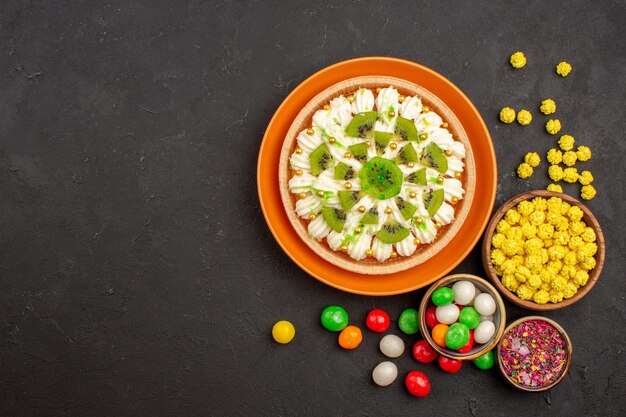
[499,319,568,388]
[427,281,497,351]
[490,196,598,304]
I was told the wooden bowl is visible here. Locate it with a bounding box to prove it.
[278,75,476,275]
[497,316,572,392]
[481,190,605,311]
[418,274,506,361]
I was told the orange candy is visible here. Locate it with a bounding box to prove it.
[431,323,449,347]
[338,325,363,349]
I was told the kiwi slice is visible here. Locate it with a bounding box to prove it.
[358,157,403,200]
[395,197,417,220]
[309,143,335,176]
[376,219,411,244]
[361,207,379,224]
[345,111,378,139]
[420,143,448,173]
[348,143,369,163]
[423,188,444,217]
[338,190,361,211]
[394,116,419,141]
[321,206,347,233]
[406,168,427,186]
[374,131,392,155]
[396,144,419,165]
[334,162,355,180]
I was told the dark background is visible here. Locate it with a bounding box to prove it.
[1,1,625,416]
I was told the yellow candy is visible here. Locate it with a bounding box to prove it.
[532,197,548,211]
[537,223,555,239]
[573,270,589,286]
[546,119,562,135]
[548,165,564,181]
[579,170,594,185]
[567,206,584,222]
[581,185,597,200]
[528,274,542,289]
[570,221,586,236]
[502,274,519,291]
[562,151,577,167]
[491,233,506,249]
[580,227,596,243]
[491,249,506,266]
[547,148,563,165]
[517,162,533,179]
[558,135,575,151]
[510,52,527,68]
[529,210,546,225]
[576,146,592,162]
[504,209,521,225]
[500,107,516,123]
[272,320,296,344]
[517,284,535,301]
[563,167,579,183]
[533,290,550,304]
[547,183,563,193]
[496,219,511,234]
[540,99,556,115]
[517,110,532,125]
[524,152,540,167]
[517,200,534,217]
[556,61,572,77]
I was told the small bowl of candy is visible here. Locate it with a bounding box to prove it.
[497,316,572,392]
[482,190,605,311]
[418,274,506,361]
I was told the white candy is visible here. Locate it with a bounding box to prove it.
[466,287,481,306]
[474,320,496,344]
[473,293,496,316]
[379,335,405,358]
[480,314,494,322]
[436,303,460,325]
[452,281,476,305]
[372,361,398,387]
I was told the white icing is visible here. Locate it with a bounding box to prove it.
[399,96,423,120]
[372,238,393,261]
[296,196,321,218]
[308,215,331,239]
[396,234,418,257]
[352,88,375,113]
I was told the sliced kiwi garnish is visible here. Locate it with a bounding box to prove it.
[338,191,361,211]
[376,219,411,244]
[423,188,444,217]
[394,116,419,141]
[419,143,448,173]
[321,206,347,233]
[309,143,335,176]
[348,143,369,163]
[395,196,417,220]
[406,168,427,186]
[358,157,403,200]
[345,111,378,139]
[396,143,419,165]
[374,131,392,155]
[361,207,379,224]
[334,162,355,180]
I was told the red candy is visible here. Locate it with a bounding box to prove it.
[457,330,475,354]
[412,340,438,363]
[438,356,462,373]
[425,306,439,329]
[405,371,431,398]
[366,309,390,333]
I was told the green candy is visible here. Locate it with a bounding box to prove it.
[473,350,495,370]
[431,287,454,306]
[398,308,420,335]
[459,307,481,329]
[320,306,349,332]
[445,322,470,350]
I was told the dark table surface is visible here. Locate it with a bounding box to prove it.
[2,1,625,416]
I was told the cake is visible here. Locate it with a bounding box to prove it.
[279,76,476,274]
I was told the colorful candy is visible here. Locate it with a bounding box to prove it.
[412,340,438,363]
[445,322,470,350]
[366,309,390,333]
[473,293,496,316]
[458,307,480,329]
[435,303,459,325]
[451,280,476,305]
[438,356,462,373]
[425,306,439,329]
[431,287,454,306]
[321,306,349,332]
[379,334,405,358]
[499,319,567,388]
[474,320,496,344]
[431,323,449,347]
[272,320,295,344]
[473,350,495,370]
[398,308,420,335]
[405,371,431,397]
[372,361,398,387]
[338,325,362,349]
[457,330,475,354]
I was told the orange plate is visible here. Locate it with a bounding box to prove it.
[257,57,497,295]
